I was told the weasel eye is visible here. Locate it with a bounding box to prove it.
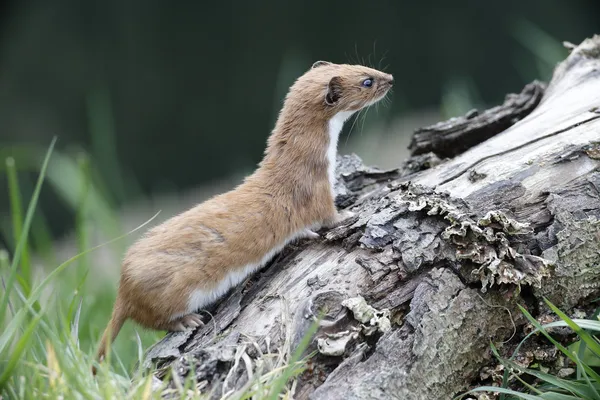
[362,78,374,88]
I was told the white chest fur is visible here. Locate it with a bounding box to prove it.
[327,111,354,197]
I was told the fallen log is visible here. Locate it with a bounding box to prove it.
[145,35,600,400]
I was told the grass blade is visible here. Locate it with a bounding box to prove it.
[518,305,600,384]
[462,386,545,399]
[0,137,56,326]
[75,152,91,279]
[490,343,595,398]
[0,312,44,388]
[544,298,600,357]
[70,298,83,348]
[6,157,31,289]
[573,352,600,399]
[266,317,320,400]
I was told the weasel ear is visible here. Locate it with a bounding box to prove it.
[325,76,343,105]
[312,60,331,69]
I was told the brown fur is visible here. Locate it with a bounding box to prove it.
[94,61,393,371]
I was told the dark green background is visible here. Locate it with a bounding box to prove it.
[0,0,599,241]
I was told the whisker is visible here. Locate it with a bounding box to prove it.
[358,45,366,67]
[345,108,365,147]
[373,40,377,69]
[359,106,370,138]
[382,93,392,108]
[378,50,389,70]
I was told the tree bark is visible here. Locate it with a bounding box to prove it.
[145,35,600,400]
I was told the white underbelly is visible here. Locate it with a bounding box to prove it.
[175,229,306,319]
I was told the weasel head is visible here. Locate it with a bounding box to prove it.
[261,61,394,174]
[289,61,394,117]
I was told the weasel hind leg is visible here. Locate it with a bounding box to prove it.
[167,313,204,332]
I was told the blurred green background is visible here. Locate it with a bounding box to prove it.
[0,0,599,377]
[1,0,599,243]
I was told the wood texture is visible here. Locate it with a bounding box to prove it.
[145,35,600,400]
[409,81,546,158]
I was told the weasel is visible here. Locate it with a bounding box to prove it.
[95,61,393,369]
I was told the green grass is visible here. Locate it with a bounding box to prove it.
[460,299,600,399]
[0,141,316,399]
[0,140,161,375]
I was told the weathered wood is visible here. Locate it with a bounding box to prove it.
[409,81,546,158]
[146,35,600,400]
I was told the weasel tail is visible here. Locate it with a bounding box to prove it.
[93,298,126,375]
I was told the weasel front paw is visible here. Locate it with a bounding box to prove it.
[336,210,355,222]
[301,229,321,240]
[324,210,356,229]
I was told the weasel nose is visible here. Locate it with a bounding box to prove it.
[388,77,394,86]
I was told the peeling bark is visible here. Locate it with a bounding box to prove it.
[145,35,600,399]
